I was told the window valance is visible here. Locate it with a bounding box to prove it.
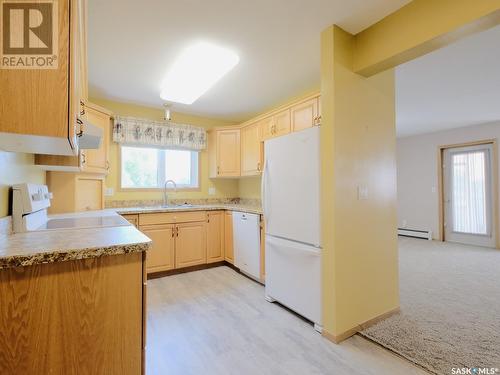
[113,115,207,151]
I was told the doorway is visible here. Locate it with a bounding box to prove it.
[442,142,496,247]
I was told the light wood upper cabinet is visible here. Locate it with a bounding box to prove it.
[209,129,241,177]
[260,109,290,141]
[35,102,111,173]
[46,172,104,214]
[81,104,111,173]
[140,224,175,273]
[241,123,263,176]
[291,97,320,132]
[175,222,207,269]
[224,211,234,264]
[259,117,275,140]
[0,0,88,155]
[206,211,225,263]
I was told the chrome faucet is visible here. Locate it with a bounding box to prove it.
[163,180,177,207]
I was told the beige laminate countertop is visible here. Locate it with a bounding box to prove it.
[0,212,151,270]
[0,204,261,270]
[114,204,263,215]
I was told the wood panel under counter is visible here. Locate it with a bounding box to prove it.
[0,225,151,375]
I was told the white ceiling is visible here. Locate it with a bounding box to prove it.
[88,0,410,122]
[396,24,500,138]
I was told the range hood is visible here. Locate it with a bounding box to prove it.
[0,117,103,155]
[78,117,103,150]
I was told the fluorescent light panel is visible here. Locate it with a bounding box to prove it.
[160,42,239,105]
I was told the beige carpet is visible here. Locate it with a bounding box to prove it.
[360,237,500,375]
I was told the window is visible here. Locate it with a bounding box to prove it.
[121,145,199,189]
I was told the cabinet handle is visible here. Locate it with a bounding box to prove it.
[257,162,261,171]
[106,160,110,171]
[76,118,84,137]
[81,153,86,165]
[176,227,179,237]
[171,229,175,238]
[80,100,85,116]
[217,166,220,175]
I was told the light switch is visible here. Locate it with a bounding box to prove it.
[105,187,114,197]
[358,185,369,200]
[208,187,216,196]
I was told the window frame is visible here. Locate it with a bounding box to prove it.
[118,145,201,192]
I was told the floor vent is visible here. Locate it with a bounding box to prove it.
[398,228,432,240]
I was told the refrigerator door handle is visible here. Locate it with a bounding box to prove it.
[261,158,269,224]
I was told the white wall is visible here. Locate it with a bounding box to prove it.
[397,121,500,240]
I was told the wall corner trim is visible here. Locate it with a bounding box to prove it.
[322,307,400,344]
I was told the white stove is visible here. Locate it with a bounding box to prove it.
[12,183,129,233]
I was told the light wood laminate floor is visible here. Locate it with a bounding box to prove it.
[146,266,426,375]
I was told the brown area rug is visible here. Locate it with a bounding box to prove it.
[360,237,500,375]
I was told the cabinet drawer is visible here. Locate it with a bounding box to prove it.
[139,211,206,225]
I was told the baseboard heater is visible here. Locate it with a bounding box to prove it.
[397,228,432,240]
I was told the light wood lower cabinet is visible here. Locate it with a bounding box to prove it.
[122,214,139,227]
[207,211,225,263]
[139,215,207,273]
[140,224,175,273]
[175,222,207,268]
[137,210,259,274]
[224,211,234,264]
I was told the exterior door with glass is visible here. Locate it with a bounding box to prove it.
[443,143,495,247]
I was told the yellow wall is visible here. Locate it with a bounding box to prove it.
[238,176,261,200]
[354,0,500,76]
[320,25,399,338]
[90,98,240,203]
[0,151,45,217]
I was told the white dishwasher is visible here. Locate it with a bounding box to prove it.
[233,212,261,280]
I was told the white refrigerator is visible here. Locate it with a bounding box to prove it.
[262,126,322,331]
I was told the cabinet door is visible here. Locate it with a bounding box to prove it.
[291,98,319,133]
[207,211,225,263]
[175,222,207,268]
[259,117,275,141]
[0,0,70,141]
[82,106,109,173]
[216,130,241,177]
[241,123,263,176]
[140,224,175,273]
[75,176,104,211]
[273,109,291,137]
[224,212,234,264]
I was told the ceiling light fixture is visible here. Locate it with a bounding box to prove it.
[160,42,239,105]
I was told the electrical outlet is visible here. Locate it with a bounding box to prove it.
[104,187,114,197]
[208,187,216,196]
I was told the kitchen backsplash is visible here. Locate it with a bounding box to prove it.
[105,198,261,209]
